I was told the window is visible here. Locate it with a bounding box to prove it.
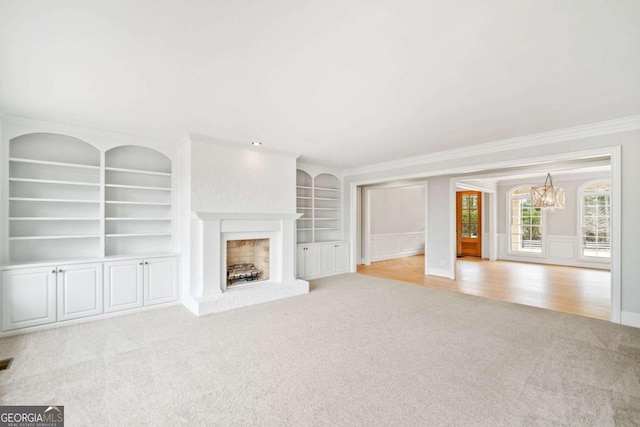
[580,181,611,259]
[509,187,543,253]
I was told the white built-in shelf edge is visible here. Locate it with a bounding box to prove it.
[9,177,100,186]
[9,235,100,240]
[9,217,98,221]
[105,166,171,176]
[105,217,171,221]
[9,157,100,169]
[105,233,172,238]
[105,184,171,191]
[105,201,171,205]
[9,197,100,203]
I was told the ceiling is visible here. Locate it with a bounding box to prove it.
[1,0,639,169]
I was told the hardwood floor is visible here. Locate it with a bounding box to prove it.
[357,255,611,320]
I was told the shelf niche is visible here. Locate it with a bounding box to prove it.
[8,133,101,263]
[295,170,342,244]
[105,145,173,256]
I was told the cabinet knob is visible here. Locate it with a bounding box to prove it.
[139,262,144,265]
[58,269,63,273]
[51,269,56,274]
[145,261,149,265]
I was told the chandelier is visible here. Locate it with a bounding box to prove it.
[531,173,565,210]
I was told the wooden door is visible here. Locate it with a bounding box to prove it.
[456,191,482,257]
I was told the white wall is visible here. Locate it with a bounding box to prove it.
[190,135,297,214]
[427,177,453,277]
[369,186,425,261]
[370,186,425,234]
[343,129,640,320]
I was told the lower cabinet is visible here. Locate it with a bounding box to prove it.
[297,245,321,279]
[104,256,178,313]
[1,255,178,332]
[2,262,103,331]
[296,242,349,280]
[57,263,103,321]
[2,266,56,331]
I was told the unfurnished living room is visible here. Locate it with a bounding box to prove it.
[0,1,639,425]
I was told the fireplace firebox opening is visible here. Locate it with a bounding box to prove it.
[226,239,270,286]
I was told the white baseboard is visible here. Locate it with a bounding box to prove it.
[371,249,424,262]
[621,311,640,329]
[426,267,454,279]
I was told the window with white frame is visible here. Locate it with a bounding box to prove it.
[509,187,543,253]
[580,181,611,259]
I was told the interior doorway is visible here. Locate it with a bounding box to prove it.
[456,191,482,257]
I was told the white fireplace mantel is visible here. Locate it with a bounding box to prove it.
[194,212,302,221]
[186,211,308,316]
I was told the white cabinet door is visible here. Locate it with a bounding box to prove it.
[57,263,103,321]
[104,260,144,313]
[296,246,305,278]
[320,244,336,275]
[304,246,321,278]
[334,242,349,273]
[2,267,56,331]
[144,257,177,306]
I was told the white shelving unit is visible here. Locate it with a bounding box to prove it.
[296,170,314,244]
[295,170,343,244]
[313,174,342,242]
[105,145,173,256]
[8,133,102,263]
[1,126,179,335]
[295,168,347,280]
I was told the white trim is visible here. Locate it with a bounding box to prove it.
[427,268,454,279]
[363,188,372,265]
[423,183,429,276]
[490,193,498,261]
[505,184,547,258]
[194,212,301,221]
[344,115,640,176]
[576,179,612,263]
[448,178,456,279]
[610,146,621,323]
[621,311,640,329]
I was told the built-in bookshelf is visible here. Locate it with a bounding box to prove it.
[8,133,102,263]
[5,133,174,264]
[104,145,172,256]
[296,170,342,244]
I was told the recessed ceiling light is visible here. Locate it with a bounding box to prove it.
[252,141,262,146]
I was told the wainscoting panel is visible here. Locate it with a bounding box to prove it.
[371,232,425,262]
[497,234,610,270]
[547,236,576,259]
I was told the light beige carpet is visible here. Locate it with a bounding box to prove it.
[1,273,639,426]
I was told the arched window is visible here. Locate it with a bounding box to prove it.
[579,181,611,259]
[509,187,543,253]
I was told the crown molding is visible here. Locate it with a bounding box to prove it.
[344,114,640,177]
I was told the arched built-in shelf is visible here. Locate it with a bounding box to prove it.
[104,145,173,256]
[8,133,101,263]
